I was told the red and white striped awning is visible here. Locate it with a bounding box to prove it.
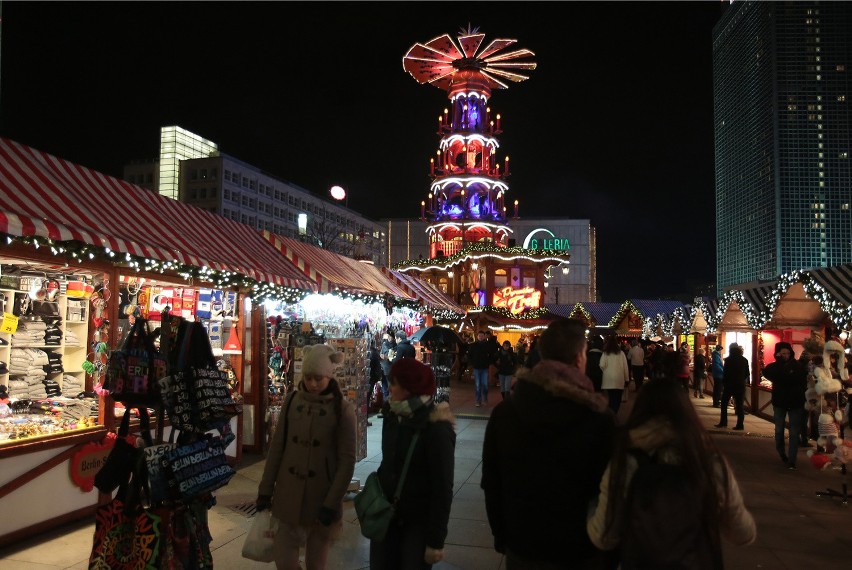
[262,231,415,298]
[0,137,316,290]
[380,267,465,316]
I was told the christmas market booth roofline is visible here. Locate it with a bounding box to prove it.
[261,231,465,319]
[392,242,570,324]
[0,136,316,297]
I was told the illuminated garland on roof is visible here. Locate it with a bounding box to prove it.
[3,234,461,314]
[570,303,590,322]
[393,242,570,272]
[468,305,551,320]
[608,300,643,329]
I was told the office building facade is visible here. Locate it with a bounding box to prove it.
[713,1,851,291]
[123,126,386,263]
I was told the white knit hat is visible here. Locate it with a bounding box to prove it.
[301,344,343,378]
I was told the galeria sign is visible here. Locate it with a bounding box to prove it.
[522,228,570,251]
[492,286,542,314]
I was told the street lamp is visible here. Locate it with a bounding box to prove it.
[330,185,347,208]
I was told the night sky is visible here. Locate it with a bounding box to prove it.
[0,1,726,302]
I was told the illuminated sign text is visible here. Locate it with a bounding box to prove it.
[492,286,542,314]
[522,228,570,251]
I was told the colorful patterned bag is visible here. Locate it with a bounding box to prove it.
[89,442,162,570]
[104,317,167,405]
[88,497,162,570]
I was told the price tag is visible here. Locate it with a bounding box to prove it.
[0,312,19,334]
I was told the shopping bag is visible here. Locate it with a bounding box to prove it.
[88,497,162,570]
[104,317,167,406]
[89,447,162,570]
[144,440,177,504]
[353,472,395,541]
[156,502,214,570]
[94,408,152,494]
[159,321,241,433]
[241,510,279,562]
[160,433,236,500]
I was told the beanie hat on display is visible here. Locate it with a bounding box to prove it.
[301,344,344,378]
[774,342,794,357]
[391,358,436,397]
[823,340,849,380]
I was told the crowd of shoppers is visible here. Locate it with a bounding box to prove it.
[263,322,774,569]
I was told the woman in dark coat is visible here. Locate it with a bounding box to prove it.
[371,358,456,569]
[716,343,750,430]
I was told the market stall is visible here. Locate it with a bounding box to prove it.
[0,136,316,545]
[749,267,852,422]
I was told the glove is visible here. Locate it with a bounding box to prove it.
[424,547,444,565]
[255,495,272,512]
[317,506,336,527]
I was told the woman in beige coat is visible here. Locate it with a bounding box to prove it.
[599,335,630,414]
[587,378,755,568]
[257,344,357,570]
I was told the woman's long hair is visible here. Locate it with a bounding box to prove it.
[603,335,621,355]
[603,377,729,547]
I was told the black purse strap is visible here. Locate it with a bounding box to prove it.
[392,431,420,502]
[280,391,295,450]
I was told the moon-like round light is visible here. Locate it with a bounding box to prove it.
[330,185,346,201]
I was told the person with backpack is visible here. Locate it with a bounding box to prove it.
[587,377,756,569]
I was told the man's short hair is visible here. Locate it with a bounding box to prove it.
[539,319,587,365]
[395,330,407,341]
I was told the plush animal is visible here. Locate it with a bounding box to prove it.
[814,340,847,395]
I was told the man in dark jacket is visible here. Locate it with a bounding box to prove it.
[392,330,416,362]
[763,341,807,468]
[585,335,604,392]
[716,343,750,430]
[482,319,615,569]
[467,331,494,407]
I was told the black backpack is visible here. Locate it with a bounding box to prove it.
[620,449,723,570]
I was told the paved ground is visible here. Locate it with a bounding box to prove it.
[0,378,849,569]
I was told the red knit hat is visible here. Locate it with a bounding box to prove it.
[390,358,436,396]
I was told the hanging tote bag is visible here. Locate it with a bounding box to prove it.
[104,317,167,406]
[89,447,162,570]
[160,432,236,500]
[354,432,419,541]
[94,408,153,494]
[88,496,162,570]
[159,321,241,433]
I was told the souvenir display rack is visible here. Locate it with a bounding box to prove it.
[0,268,99,444]
[263,316,370,461]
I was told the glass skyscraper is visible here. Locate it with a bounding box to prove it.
[713,1,850,292]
